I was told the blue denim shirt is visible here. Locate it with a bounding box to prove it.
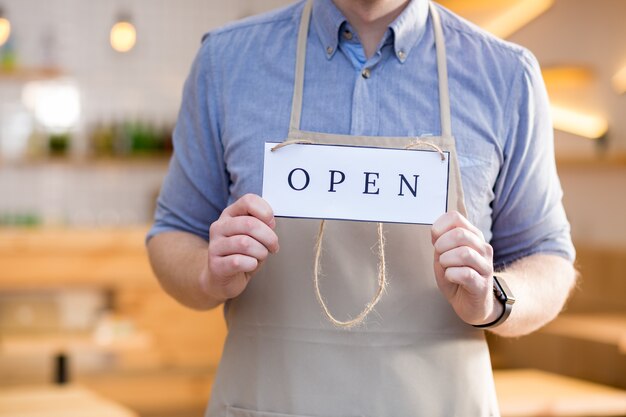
[148,0,575,268]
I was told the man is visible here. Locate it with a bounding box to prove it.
[147,0,576,415]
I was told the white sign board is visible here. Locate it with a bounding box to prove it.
[262,142,450,225]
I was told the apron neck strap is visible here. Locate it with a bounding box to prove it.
[289,0,313,134]
[289,0,453,138]
[429,2,452,138]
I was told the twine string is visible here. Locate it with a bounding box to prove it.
[271,138,444,328]
[271,139,315,152]
[404,139,446,160]
[313,220,387,328]
[273,139,445,159]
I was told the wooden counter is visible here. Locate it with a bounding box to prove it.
[0,227,156,289]
[494,369,626,417]
[0,385,139,417]
[0,226,228,381]
[1,332,153,356]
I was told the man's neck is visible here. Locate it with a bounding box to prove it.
[333,0,410,59]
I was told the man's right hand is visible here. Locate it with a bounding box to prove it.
[201,194,279,302]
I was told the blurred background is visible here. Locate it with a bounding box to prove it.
[0,1,624,416]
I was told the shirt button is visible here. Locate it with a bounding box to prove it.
[398,50,406,60]
[361,68,371,79]
[343,30,353,40]
[326,46,334,55]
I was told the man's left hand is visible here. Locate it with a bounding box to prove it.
[431,211,502,326]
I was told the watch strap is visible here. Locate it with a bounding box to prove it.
[473,275,515,329]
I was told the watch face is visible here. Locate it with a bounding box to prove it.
[494,276,516,304]
[494,286,504,300]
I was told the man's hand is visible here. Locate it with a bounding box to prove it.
[431,211,502,326]
[202,194,279,302]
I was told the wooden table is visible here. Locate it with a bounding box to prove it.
[0,385,138,417]
[494,369,626,417]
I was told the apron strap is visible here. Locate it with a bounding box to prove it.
[288,0,313,133]
[429,3,452,138]
[289,0,453,138]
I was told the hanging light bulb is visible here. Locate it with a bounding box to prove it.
[0,7,11,47]
[110,14,136,53]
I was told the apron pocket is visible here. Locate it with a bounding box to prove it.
[227,405,357,417]
[456,139,497,229]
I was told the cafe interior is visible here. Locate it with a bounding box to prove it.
[0,0,625,416]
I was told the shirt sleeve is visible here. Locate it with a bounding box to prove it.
[490,50,575,269]
[147,34,229,242]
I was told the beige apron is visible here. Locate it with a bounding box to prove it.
[207,1,499,416]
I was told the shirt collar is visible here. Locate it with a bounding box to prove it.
[312,0,430,63]
[312,0,345,60]
[389,0,429,63]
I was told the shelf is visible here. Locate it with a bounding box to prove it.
[540,314,626,354]
[0,67,64,82]
[0,331,154,356]
[556,153,626,169]
[0,155,171,168]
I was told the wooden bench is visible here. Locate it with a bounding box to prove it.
[494,369,626,417]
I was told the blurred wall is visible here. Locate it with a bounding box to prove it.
[0,0,624,243]
[0,0,293,226]
[0,0,292,130]
[508,0,626,250]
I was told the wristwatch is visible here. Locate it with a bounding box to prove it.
[473,275,515,329]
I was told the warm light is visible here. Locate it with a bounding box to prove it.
[0,17,10,47]
[612,65,626,95]
[542,67,594,91]
[110,21,136,53]
[483,0,554,38]
[22,80,81,133]
[438,0,555,39]
[551,105,608,140]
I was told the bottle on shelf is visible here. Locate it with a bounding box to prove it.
[48,132,71,156]
[0,37,17,72]
[87,118,174,158]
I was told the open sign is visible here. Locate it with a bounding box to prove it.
[262,142,450,225]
